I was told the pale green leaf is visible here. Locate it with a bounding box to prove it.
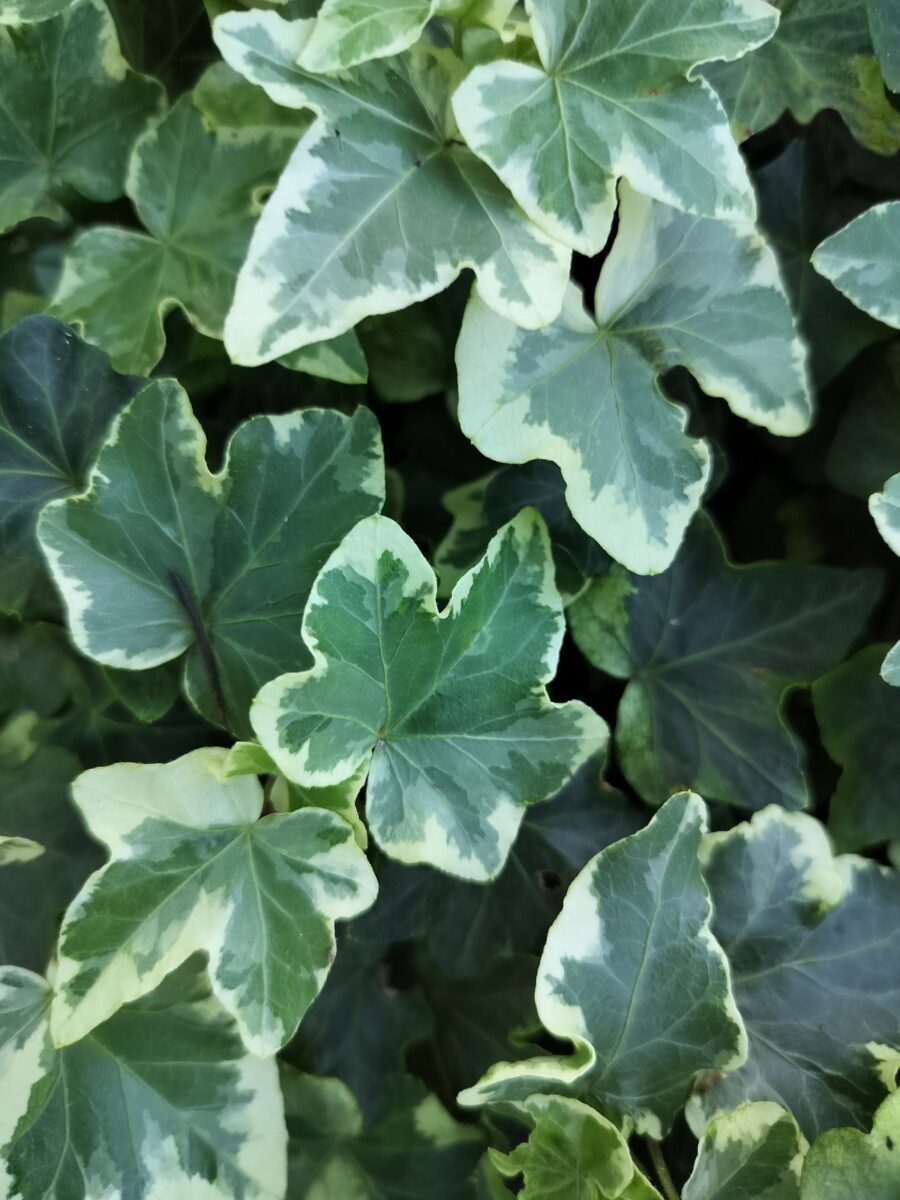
[800,1090,900,1199]
[569,513,881,810]
[684,1102,806,1200]
[51,90,293,375]
[459,184,810,573]
[51,746,378,1054]
[0,958,287,1200]
[870,471,900,684]
[279,329,369,385]
[299,0,447,72]
[813,645,900,849]
[459,792,747,1138]
[811,201,900,330]
[283,1068,485,1199]
[692,807,900,1138]
[0,316,142,614]
[37,384,384,734]
[0,0,163,233]
[0,835,43,864]
[253,510,607,881]
[213,11,569,364]
[702,0,900,153]
[492,1094,636,1200]
[451,0,771,255]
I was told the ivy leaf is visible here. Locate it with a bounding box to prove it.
[459,792,747,1138]
[0,0,73,21]
[213,10,569,365]
[37,383,384,734]
[0,958,286,1200]
[869,472,900,683]
[252,510,607,882]
[49,746,378,1054]
[692,807,900,1139]
[800,1090,900,1199]
[702,0,900,153]
[491,1094,646,1200]
[813,645,900,849]
[756,141,891,386]
[569,513,881,810]
[0,316,142,614]
[811,201,900,330]
[451,0,771,256]
[0,0,163,234]
[683,1103,806,1200]
[866,0,900,90]
[0,834,43,864]
[458,185,810,574]
[299,0,448,73]
[283,1068,485,1198]
[50,89,293,375]
[0,747,102,973]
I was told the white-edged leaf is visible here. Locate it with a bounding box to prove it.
[50,746,378,1054]
[457,184,810,574]
[213,10,569,364]
[684,1103,806,1200]
[811,201,900,330]
[252,510,608,882]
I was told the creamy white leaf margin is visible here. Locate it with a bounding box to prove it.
[300,0,450,72]
[812,201,900,330]
[214,10,569,365]
[49,747,378,1054]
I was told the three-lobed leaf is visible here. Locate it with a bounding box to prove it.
[254,510,607,881]
[50,746,378,1055]
[457,185,810,574]
[37,382,384,734]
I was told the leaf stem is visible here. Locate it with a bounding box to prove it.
[645,1138,680,1200]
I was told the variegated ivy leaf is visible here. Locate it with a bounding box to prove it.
[867,0,900,90]
[811,201,900,330]
[283,1069,485,1199]
[50,89,292,375]
[451,0,771,256]
[213,10,569,365]
[457,185,811,574]
[299,0,449,72]
[870,472,900,684]
[459,792,747,1138]
[800,1090,900,1199]
[691,807,900,1139]
[0,0,163,234]
[50,747,378,1054]
[702,0,900,154]
[813,646,900,850]
[491,1094,659,1200]
[569,512,881,811]
[37,383,384,735]
[253,511,606,882]
[683,1103,806,1200]
[0,835,43,864]
[0,958,286,1200]
[0,316,142,614]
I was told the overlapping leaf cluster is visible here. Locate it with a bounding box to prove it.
[0,0,898,1197]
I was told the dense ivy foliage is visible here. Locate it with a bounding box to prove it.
[1,1,899,1197]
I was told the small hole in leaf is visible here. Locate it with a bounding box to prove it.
[537,869,562,891]
[887,1136,895,1151]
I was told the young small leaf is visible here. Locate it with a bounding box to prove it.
[684,1103,806,1200]
[253,510,607,882]
[800,1090,900,1199]
[459,792,747,1138]
[811,201,900,330]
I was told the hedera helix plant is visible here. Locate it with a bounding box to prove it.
[1,0,899,1197]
